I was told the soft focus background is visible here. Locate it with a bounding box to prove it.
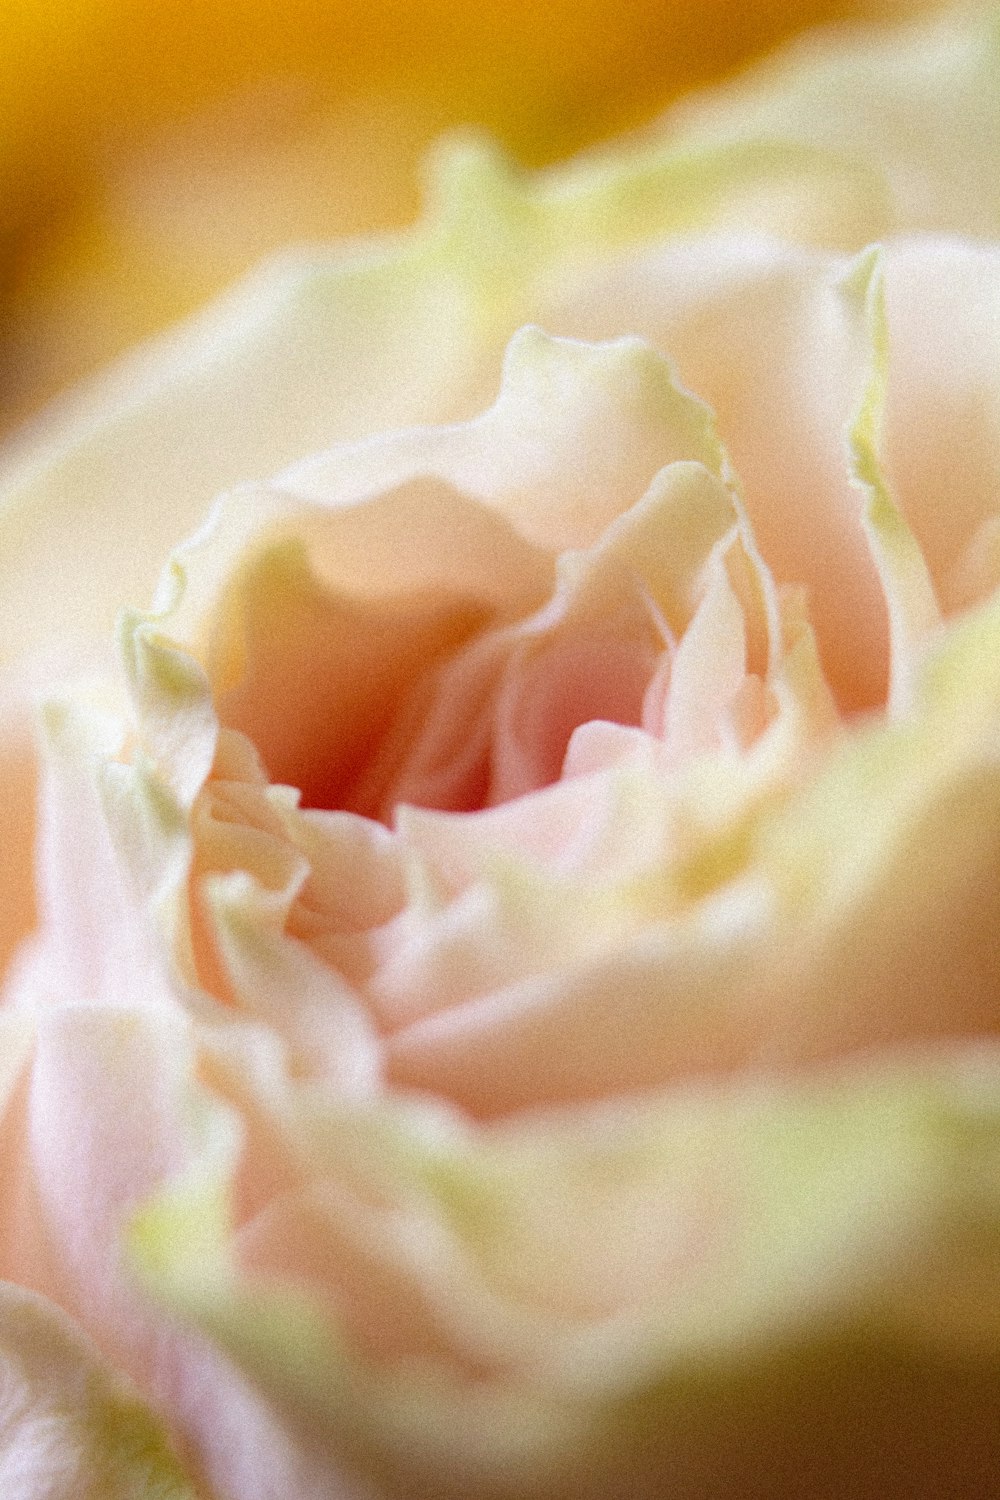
[1,0,940,433]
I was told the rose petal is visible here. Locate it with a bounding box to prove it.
[0,1281,197,1500]
[283,326,726,552]
[129,1044,1000,1499]
[669,6,1000,238]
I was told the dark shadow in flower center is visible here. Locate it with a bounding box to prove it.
[209,538,659,823]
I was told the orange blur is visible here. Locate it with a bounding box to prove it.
[0,0,939,428]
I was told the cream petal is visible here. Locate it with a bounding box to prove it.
[0,646,118,990]
[136,471,553,814]
[28,693,180,1012]
[0,237,500,670]
[283,808,405,935]
[393,775,624,890]
[284,327,726,552]
[366,453,766,816]
[668,6,1000,238]
[167,475,553,655]
[749,594,1000,1066]
[21,1000,362,1500]
[841,247,940,716]
[6,0,966,679]
[4,14,1000,1494]
[659,547,749,763]
[384,919,765,1118]
[368,858,643,1033]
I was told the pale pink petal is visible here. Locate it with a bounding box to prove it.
[544,236,889,709]
[385,918,765,1118]
[882,239,1000,613]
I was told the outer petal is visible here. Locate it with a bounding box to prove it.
[880,239,1000,615]
[128,1045,1000,1500]
[544,236,894,708]
[668,5,1000,237]
[0,979,370,1500]
[747,588,1000,1063]
[282,325,727,552]
[0,1281,198,1500]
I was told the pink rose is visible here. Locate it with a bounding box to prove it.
[1,6,999,1497]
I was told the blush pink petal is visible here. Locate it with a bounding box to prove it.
[0,1278,201,1499]
[881,238,1000,612]
[2,13,1000,1493]
[26,697,176,1012]
[0,994,369,1500]
[392,772,639,889]
[385,925,764,1118]
[543,236,890,709]
[362,562,663,817]
[658,549,749,763]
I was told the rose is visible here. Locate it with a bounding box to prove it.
[2,0,925,430]
[2,4,1000,1496]
[2,0,994,974]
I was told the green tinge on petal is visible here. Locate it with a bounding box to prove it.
[419,1056,1000,1366]
[534,132,894,258]
[129,1073,241,1294]
[917,583,1000,728]
[421,129,889,314]
[99,757,200,984]
[669,6,1000,240]
[119,606,218,810]
[762,582,1000,922]
[0,1281,198,1500]
[841,245,939,716]
[127,1050,1000,1499]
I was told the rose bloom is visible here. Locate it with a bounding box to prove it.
[1,0,936,430]
[1,4,1000,1498]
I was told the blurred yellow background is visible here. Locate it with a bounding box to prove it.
[1,0,938,430]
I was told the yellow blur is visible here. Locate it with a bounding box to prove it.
[0,0,939,428]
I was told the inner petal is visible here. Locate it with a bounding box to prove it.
[542,237,892,711]
[487,622,661,806]
[210,539,496,814]
[345,596,664,822]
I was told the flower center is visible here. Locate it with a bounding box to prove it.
[209,540,668,823]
